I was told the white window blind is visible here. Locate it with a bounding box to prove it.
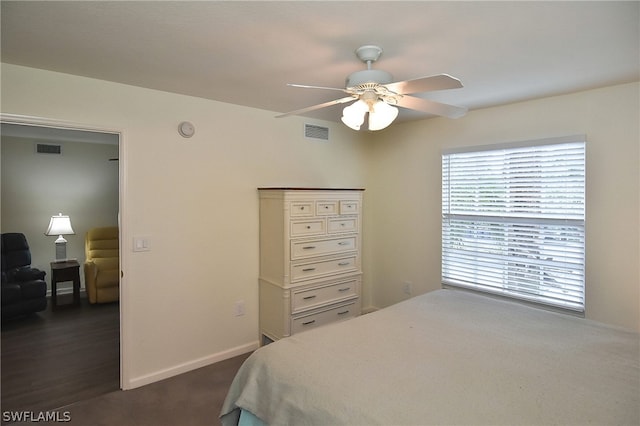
[442,137,586,311]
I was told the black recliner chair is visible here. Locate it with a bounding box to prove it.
[1,233,48,319]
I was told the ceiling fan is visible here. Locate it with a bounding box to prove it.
[276,45,467,131]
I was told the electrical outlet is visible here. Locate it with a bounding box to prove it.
[402,281,412,296]
[234,300,246,317]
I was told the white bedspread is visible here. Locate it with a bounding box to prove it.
[220,289,639,425]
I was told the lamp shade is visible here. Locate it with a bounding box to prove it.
[341,100,368,131]
[368,100,399,131]
[341,98,399,131]
[45,213,75,236]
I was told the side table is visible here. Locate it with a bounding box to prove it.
[50,260,81,310]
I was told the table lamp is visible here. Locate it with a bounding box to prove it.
[45,213,75,261]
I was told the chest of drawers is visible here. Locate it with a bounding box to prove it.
[258,188,364,343]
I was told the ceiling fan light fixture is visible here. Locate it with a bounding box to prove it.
[341,99,368,131]
[368,100,399,131]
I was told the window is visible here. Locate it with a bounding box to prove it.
[441,136,586,312]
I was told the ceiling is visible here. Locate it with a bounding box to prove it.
[1,1,638,125]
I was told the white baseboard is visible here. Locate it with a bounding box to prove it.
[47,287,86,297]
[124,340,259,390]
[361,306,380,314]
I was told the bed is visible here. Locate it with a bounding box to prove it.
[220,289,639,425]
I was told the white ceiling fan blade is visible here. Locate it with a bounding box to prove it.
[384,74,463,95]
[287,83,350,93]
[276,96,357,118]
[396,95,468,119]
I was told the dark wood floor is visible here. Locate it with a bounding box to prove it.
[1,294,120,418]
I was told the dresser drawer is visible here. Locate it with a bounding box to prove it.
[291,219,325,237]
[292,301,357,334]
[328,217,358,234]
[290,201,314,217]
[316,201,338,215]
[291,256,358,282]
[291,236,356,260]
[339,200,359,214]
[291,279,358,313]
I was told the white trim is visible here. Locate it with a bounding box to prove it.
[126,341,259,390]
[442,134,586,155]
[0,114,119,136]
[46,287,87,297]
[361,306,380,314]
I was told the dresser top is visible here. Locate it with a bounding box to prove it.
[258,187,365,191]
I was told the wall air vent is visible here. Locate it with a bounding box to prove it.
[35,143,62,155]
[304,124,329,141]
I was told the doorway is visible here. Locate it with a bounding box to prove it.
[0,116,123,412]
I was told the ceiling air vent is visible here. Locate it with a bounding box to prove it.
[304,124,329,141]
[35,143,62,155]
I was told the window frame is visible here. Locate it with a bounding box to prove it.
[441,135,586,312]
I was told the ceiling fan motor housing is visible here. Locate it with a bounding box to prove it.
[346,45,393,88]
[346,69,394,88]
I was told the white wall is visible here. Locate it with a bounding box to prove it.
[1,135,119,290]
[366,82,640,332]
[1,63,369,388]
[2,63,638,392]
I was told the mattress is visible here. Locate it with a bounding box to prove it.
[220,289,639,425]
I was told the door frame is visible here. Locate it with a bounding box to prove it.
[0,113,128,390]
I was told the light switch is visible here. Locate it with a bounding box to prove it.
[133,236,151,252]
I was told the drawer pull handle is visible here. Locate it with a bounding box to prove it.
[302,246,316,250]
[338,241,349,246]
[324,206,329,209]
[341,223,346,226]
[338,262,350,266]
[303,295,317,300]
[306,225,311,229]
[302,319,316,326]
[338,287,350,292]
[337,310,350,315]
[302,268,316,272]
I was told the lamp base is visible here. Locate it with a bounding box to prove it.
[55,241,67,262]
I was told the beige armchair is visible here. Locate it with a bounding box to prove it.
[84,227,119,304]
